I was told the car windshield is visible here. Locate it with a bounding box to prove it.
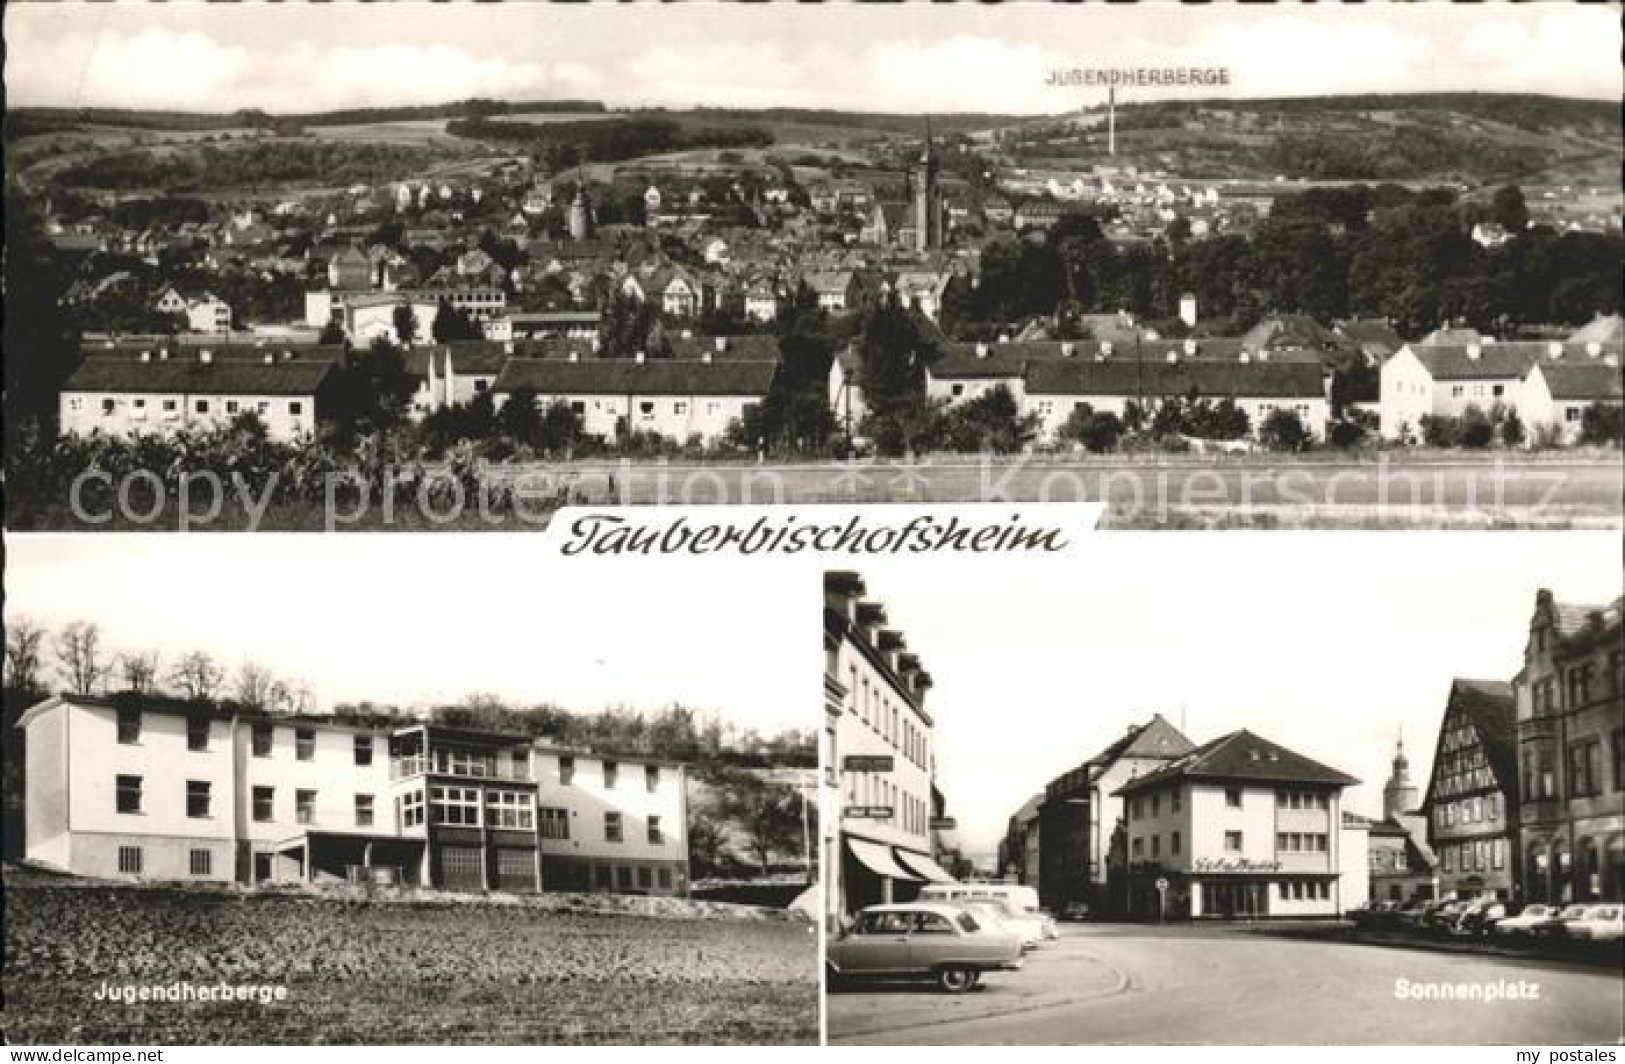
[957,912,981,933]
[1560,905,1590,917]
[1524,905,1549,917]
[1593,907,1621,919]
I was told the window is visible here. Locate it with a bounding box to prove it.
[189,849,212,877]
[187,716,210,751]
[559,755,575,785]
[605,812,624,843]
[1171,831,1181,856]
[186,780,212,819]
[355,794,375,828]
[295,728,315,761]
[226,400,239,414]
[289,401,303,416]
[1151,794,1161,817]
[1151,835,1161,859]
[594,864,613,888]
[637,866,653,888]
[163,399,178,413]
[488,790,534,830]
[603,761,618,789]
[430,786,480,826]
[648,816,664,845]
[645,765,660,793]
[617,866,633,890]
[1132,837,1144,859]
[401,788,425,828]
[539,807,571,840]
[117,708,142,745]
[116,774,143,814]
[1171,791,1181,813]
[354,735,373,766]
[1224,830,1243,852]
[296,789,316,825]
[657,867,672,889]
[252,724,273,757]
[118,846,144,875]
[252,786,274,822]
[1225,788,1243,809]
[196,400,210,414]
[1569,739,1601,798]
[1613,728,1625,792]
[673,401,687,416]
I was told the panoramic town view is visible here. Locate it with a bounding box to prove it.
[3,5,1621,530]
[2,538,819,1044]
[821,541,1622,1045]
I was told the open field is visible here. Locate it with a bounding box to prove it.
[304,120,462,145]
[4,879,819,1044]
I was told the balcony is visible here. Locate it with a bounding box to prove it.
[390,750,531,783]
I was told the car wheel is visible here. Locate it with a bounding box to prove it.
[936,966,976,994]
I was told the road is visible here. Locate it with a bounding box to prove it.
[515,457,1624,528]
[827,924,1625,1045]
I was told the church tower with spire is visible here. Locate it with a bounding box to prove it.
[1382,732,1420,821]
[912,118,941,253]
[567,165,593,242]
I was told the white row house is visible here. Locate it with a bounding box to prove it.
[1380,339,1622,443]
[59,349,337,443]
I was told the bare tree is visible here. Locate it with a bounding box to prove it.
[169,650,224,703]
[233,662,277,710]
[119,650,162,694]
[54,621,111,696]
[4,616,48,694]
[268,678,316,715]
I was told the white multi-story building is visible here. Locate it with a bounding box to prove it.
[17,696,690,896]
[823,571,953,928]
[58,349,336,443]
[1116,729,1361,920]
[492,350,775,446]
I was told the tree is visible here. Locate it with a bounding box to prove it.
[1490,185,1529,234]
[497,387,544,444]
[687,800,732,879]
[431,299,482,342]
[1062,403,1124,454]
[392,302,419,346]
[1500,406,1526,448]
[318,319,348,345]
[4,617,48,695]
[1459,404,1494,449]
[1421,414,1460,449]
[234,662,278,709]
[716,770,803,874]
[939,384,1039,453]
[119,650,162,694]
[54,621,110,696]
[1579,402,1624,446]
[170,651,225,703]
[1259,408,1311,452]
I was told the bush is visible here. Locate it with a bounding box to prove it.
[1420,414,1460,448]
[1579,402,1624,446]
[1459,404,1495,449]
[1061,403,1125,454]
[1500,406,1526,447]
[1329,419,1368,448]
[1259,408,1311,452]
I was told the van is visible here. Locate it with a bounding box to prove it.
[918,883,1042,915]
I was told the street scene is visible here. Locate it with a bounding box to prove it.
[822,538,1622,1044]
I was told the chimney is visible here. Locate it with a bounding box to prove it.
[568,350,579,363]
[1166,350,1179,364]
[1239,351,1250,364]
[1098,340,1113,361]
[199,350,213,365]
[702,350,713,364]
[715,336,727,353]
[1586,341,1602,358]
[635,351,646,364]
[975,342,990,359]
[140,350,151,363]
[1060,341,1075,358]
[504,340,514,355]
[1466,343,1482,360]
[158,348,171,361]
[282,349,295,361]
[1183,338,1197,356]
[1547,341,1564,359]
[590,335,602,353]
[1257,350,1270,362]
[263,353,274,364]
[997,333,1010,344]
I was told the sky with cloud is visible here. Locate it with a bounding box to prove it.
[5,4,1619,115]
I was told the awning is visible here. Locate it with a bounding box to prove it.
[894,849,955,884]
[846,837,920,881]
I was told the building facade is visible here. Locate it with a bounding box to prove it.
[1115,730,1360,920]
[823,571,953,929]
[1421,679,1520,901]
[17,696,689,896]
[1037,715,1194,914]
[1364,737,1440,903]
[1513,590,1624,905]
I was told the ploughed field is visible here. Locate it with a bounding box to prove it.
[5,882,818,1044]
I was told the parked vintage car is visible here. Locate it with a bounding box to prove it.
[827,903,1025,993]
[1559,904,1624,942]
[958,899,1047,950]
[1534,903,1594,938]
[1059,901,1093,922]
[1450,898,1508,936]
[1495,903,1560,936]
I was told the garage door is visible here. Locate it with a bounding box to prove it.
[438,846,485,892]
[494,848,536,892]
